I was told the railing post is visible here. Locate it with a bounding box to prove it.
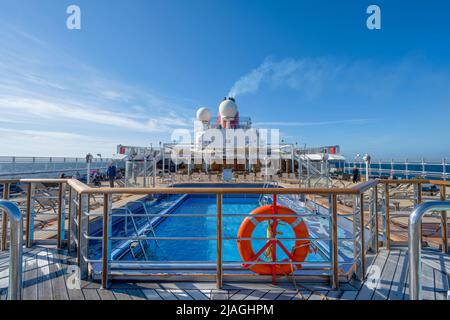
[384,183,391,250]
[67,187,77,252]
[353,194,364,280]
[57,182,66,249]
[1,182,10,251]
[379,161,382,178]
[440,185,448,253]
[330,195,339,289]
[25,183,35,248]
[77,193,89,279]
[390,159,394,178]
[405,159,409,179]
[414,183,424,246]
[443,158,447,181]
[0,201,23,300]
[216,193,223,289]
[369,185,378,253]
[374,185,379,253]
[102,193,112,289]
[359,193,366,279]
[413,183,422,206]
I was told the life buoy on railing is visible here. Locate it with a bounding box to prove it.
[237,203,312,275]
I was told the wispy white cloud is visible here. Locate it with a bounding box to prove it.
[0,128,117,157]
[0,96,191,132]
[0,22,194,156]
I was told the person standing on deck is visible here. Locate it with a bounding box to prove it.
[352,166,359,183]
[107,163,117,188]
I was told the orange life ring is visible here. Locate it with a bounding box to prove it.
[237,204,311,275]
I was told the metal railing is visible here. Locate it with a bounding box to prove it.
[344,159,449,180]
[0,176,448,297]
[380,179,449,253]
[63,179,378,290]
[408,201,450,300]
[0,201,23,300]
[0,156,112,179]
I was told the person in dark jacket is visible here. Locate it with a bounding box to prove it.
[352,166,359,183]
[107,164,117,188]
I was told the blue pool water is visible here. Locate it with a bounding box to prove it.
[87,191,356,266]
[118,195,328,263]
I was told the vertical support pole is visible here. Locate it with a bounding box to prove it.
[0,201,23,300]
[443,158,447,181]
[421,158,426,177]
[153,157,157,188]
[417,183,422,205]
[440,185,448,253]
[368,186,377,253]
[353,195,363,280]
[385,183,391,250]
[86,162,91,185]
[216,193,223,289]
[102,193,112,289]
[162,145,165,178]
[1,182,10,251]
[57,182,66,249]
[291,147,295,175]
[360,193,366,279]
[77,193,89,279]
[379,161,382,178]
[306,158,311,188]
[25,183,35,248]
[330,195,339,289]
[374,185,379,253]
[67,187,75,252]
[143,157,147,188]
[298,156,303,187]
[390,159,394,178]
[414,183,423,246]
[405,159,409,179]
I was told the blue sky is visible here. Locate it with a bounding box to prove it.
[0,0,449,159]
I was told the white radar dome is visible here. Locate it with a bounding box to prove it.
[219,98,238,119]
[196,107,211,122]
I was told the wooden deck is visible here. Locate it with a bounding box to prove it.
[0,246,448,300]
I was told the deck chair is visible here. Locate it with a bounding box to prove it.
[33,183,58,214]
[115,179,126,188]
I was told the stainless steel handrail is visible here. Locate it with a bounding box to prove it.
[0,200,23,300]
[409,200,450,300]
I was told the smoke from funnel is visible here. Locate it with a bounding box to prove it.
[228,60,272,98]
[227,57,333,98]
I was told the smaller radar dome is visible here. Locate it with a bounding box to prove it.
[196,107,211,122]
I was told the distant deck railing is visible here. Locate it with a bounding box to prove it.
[344,159,449,180]
[0,156,112,178]
[0,177,448,296]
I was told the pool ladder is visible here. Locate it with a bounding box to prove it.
[258,181,278,206]
[125,201,164,260]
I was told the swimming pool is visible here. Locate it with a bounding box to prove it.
[88,188,356,272]
[118,194,328,263]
